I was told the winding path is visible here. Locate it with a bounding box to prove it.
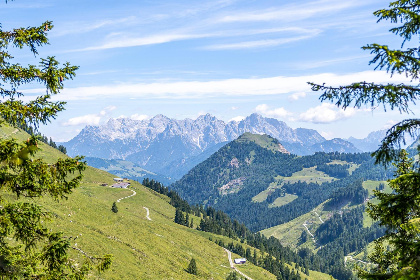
[143,206,152,220]
[116,189,136,203]
[113,188,152,221]
[224,248,253,280]
[313,211,324,223]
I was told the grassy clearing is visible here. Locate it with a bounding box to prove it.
[252,167,335,205]
[268,193,299,208]
[362,180,391,227]
[261,202,329,250]
[283,167,335,185]
[252,177,283,202]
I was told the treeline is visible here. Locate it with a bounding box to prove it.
[266,188,285,204]
[325,180,368,208]
[316,163,349,178]
[18,123,67,154]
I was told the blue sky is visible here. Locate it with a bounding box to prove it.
[1,0,418,141]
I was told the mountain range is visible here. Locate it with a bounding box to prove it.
[63,113,384,180]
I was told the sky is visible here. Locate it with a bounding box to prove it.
[1,0,419,142]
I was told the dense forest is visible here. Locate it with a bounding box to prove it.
[171,136,392,231]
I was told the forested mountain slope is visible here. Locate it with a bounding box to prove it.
[171,133,393,231]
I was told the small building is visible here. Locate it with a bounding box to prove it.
[111,182,130,189]
[113,178,124,182]
[234,258,246,264]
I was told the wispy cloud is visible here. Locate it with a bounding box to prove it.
[293,55,371,70]
[218,0,362,23]
[52,17,137,37]
[72,33,209,52]
[71,26,319,52]
[204,34,317,50]
[35,70,409,101]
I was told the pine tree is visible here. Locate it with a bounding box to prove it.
[310,1,420,279]
[174,208,185,225]
[0,1,112,278]
[186,258,198,275]
[112,202,119,213]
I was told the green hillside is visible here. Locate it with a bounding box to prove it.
[1,125,334,280]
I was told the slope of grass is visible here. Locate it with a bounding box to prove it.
[261,202,328,250]
[236,132,285,153]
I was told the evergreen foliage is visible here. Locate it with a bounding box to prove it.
[325,180,368,208]
[186,258,198,275]
[316,163,349,178]
[112,202,118,213]
[226,271,245,280]
[0,2,111,278]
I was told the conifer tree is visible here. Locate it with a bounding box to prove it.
[186,258,198,275]
[112,202,119,213]
[174,208,185,225]
[0,1,111,278]
[310,1,420,279]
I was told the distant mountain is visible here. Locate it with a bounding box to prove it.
[347,129,387,152]
[63,113,360,179]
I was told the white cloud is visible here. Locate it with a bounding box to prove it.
[63,114,102,126]
[130,114,149,121]
[63,106,116,126]
[24,71,410,101]
[298,103,357,123]
[53,16,137,37]
[204,34,317,50]
[218,0,361,23]
[74,33,209,52]
[72,26,319,52]
[255,104,291,118]
[320,131,334,140]
[382,120,397,130]
[229,116,245,122]
[288,92,306,101]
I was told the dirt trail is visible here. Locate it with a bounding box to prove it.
[224,248,253,280]
[143,207,151,220]
[116,189,136,203]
